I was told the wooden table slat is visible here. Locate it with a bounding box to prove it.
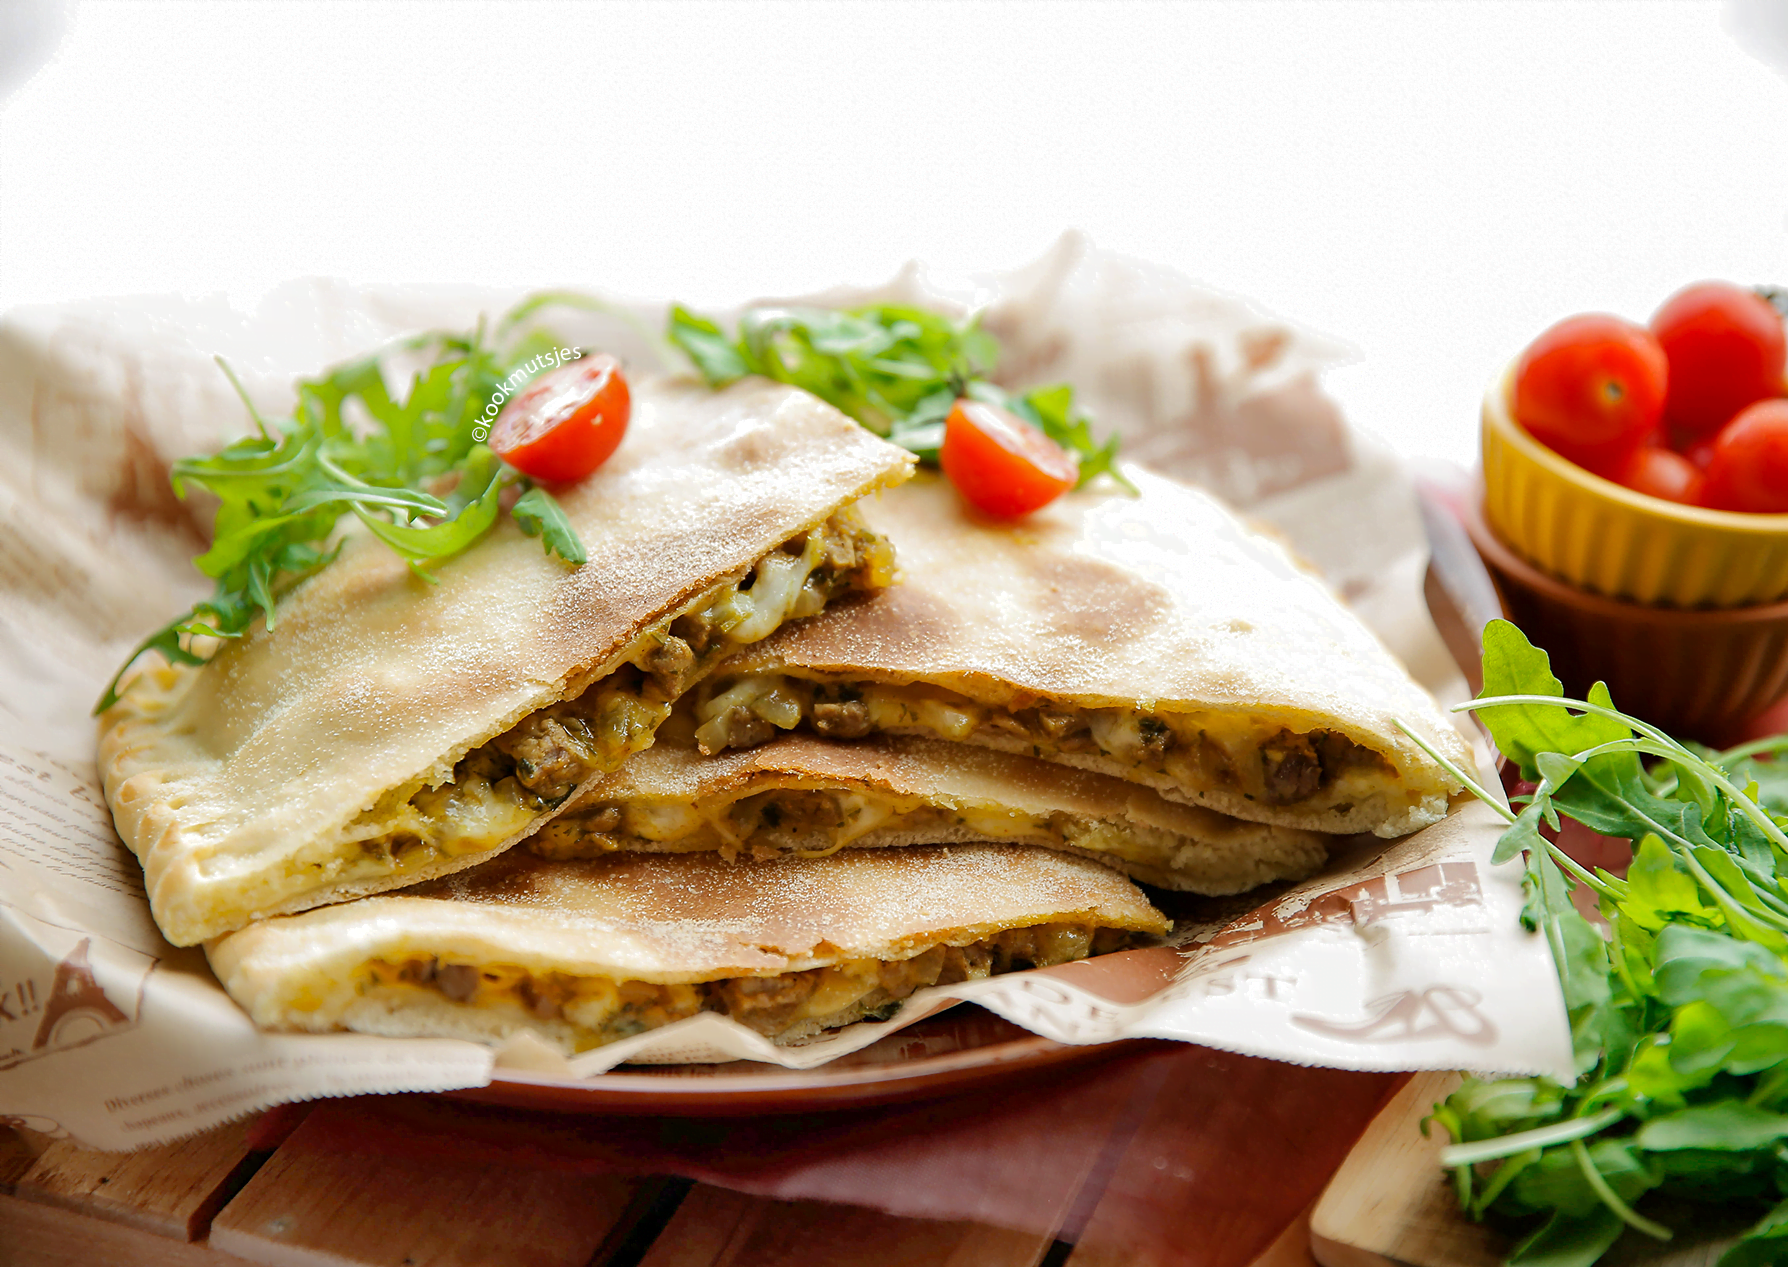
[1309,1071,1502,1267]
[0,1127,45,1194]
[205,1109,647,1267]
[1066,1057,1401,1267]
[3,1057,1403,1267]
[634,1183,1056,1267]
[0,1192,262,1267]
[8,1118,259,1240]
[1246,1203,1319,1267]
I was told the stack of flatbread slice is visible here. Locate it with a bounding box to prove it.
[520,470,1475,900]
[102,375,1470,1059]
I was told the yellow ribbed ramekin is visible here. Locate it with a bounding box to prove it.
[1482,369,1788,608]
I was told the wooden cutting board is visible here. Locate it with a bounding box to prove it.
[1308,1072,1742,1267]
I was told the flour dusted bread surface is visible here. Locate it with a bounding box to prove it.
[206,844,1170,1051]
[100,378,913,946]
[712,470,1471,837]
[546,728,1329,895]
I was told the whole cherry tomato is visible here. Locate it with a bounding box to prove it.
[1702,399,1788,513]
[940,398,1078,518]
[1664,424,1717,469]
[1512,314,1668,475]
[1611,444,1703,506]
[1651,282,1786,436]
[490,354,630,483]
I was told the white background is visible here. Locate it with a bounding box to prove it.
[2,0,1785,468]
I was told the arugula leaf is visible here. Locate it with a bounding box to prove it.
[97,298,595,713]
[1478,620,1637,784]
[1510,1139,1658,1219]
[1508,1206,1626,1267]
[1723,1198,1788,1267]
[1521,843,1616,1077]
[1636,1103,1788,1151]
[667,305,751,384]
[1622,834,1711,932]
[351,446,505,575]
[666,302,1131,491]
[1425,621,1788,1264]
[511,486,587,565]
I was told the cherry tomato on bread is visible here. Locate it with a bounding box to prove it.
[1513,315,1668,475]
[940,398,1077,518]
[1701,399,1788,514]
[1611,444,1704,506]
[1651,282,1786,436]
[491,354,630,483]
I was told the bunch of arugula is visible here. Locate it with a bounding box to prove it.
[1403,620,1788,1267]
[666,303,1133,491]
[96,305,588,714]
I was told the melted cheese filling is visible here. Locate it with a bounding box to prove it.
[265,512,894,899]
[529,786,1184,870]
[358,921,1122,1051]
[691,674,1397,815]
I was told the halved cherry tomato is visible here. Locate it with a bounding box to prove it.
[1651,282,1786,436]
[940,398,1077,518]
[1702,399,1788,513]
[490,354,630,483]
[1512,314,1668,475]
[1611,444,1703,506]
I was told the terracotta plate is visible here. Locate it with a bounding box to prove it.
[448,1005,1145,1116]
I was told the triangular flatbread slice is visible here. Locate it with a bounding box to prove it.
[692,471,1470,838]
[207,844,1170,1052]
[101,378,913,945]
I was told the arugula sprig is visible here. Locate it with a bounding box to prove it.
[1409,620,1788,1267]
[666,303,1132,492]
[96,309,589,714]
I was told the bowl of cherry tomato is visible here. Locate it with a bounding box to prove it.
[1482,281,1788,608]
[1460,491,1788,741]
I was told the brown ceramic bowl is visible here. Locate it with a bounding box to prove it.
[1462,494,1788,743]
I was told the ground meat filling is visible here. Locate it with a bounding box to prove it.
[494,717,595,802]
[365,923,1128,1048]
[694,675,1396,811]
[1259,729,1323,805]
[1034,707,1084,740]
[348,509,892,865]
[708,705,777,751]
[710,972,821,1031]
[811,698,872,739]
[1136,716,1173,763]
[433,963,480,1003]
[530,785,929,862]
[642,635,697,693]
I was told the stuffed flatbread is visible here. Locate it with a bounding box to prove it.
[207,844,1170,1052]
[100,378,913,945]
[691,471,1470,838]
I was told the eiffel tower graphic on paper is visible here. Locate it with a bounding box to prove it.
[32,939,128,1051]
